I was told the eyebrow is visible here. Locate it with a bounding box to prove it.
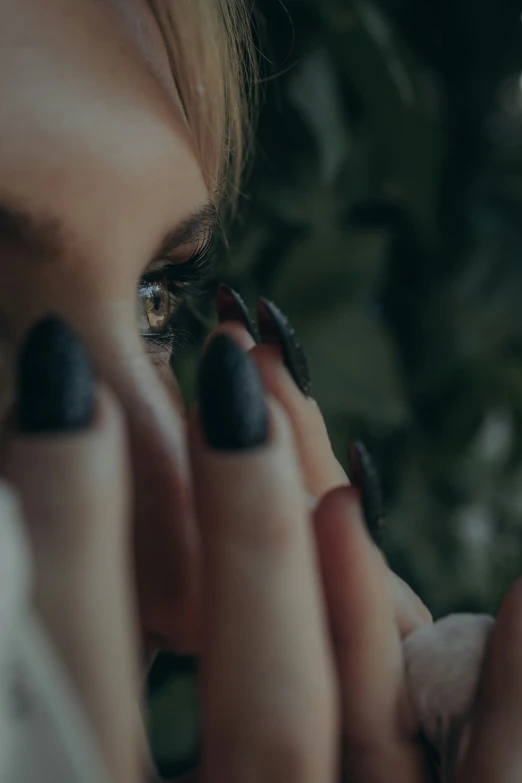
[0,199,218,265]
[152,200,218,260]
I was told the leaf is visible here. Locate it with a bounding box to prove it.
[327,0,441,233]
[298,305,408,425]
[270,225,391,317]
[288,47,350,185]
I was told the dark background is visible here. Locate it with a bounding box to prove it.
[149,0,522,775]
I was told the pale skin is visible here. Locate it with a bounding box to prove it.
[0,1,520,781]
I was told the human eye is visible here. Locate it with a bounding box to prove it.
[138,279,173,337]
[138,235,217,360]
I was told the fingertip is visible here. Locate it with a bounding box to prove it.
[313,484,370,544]
[203,322,256,353]
[415,597,433,626]
[250,343,312,404]
[349,441,385,545]
[317,483,361,510]
[313,484,376,578]
[313,483,387,627]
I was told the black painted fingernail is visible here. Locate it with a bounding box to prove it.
[257,298,311,396]
[17,316,95,433]
[350,441,385,544]
[198,333,269,450]
[216,283,259,343]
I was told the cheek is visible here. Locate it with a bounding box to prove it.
[146,349,186,415]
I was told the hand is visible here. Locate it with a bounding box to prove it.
[1,305,432,783]
[214,288,434,782]
[187,332,338,781]
[2,316,341,782]
[214,289,432,637]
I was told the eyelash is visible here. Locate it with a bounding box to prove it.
[139,235,217,357]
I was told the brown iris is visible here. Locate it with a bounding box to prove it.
[138,280,171,336]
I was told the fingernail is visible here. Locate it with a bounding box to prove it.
[17,316,95,433]
[198,333,269,450]
[350,441,385,544]
[257,298,311,396]
[216,283,260,343]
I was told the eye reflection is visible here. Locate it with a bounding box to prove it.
[138,280,172,336]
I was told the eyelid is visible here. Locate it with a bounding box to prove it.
[142,229,215,277]
[145,259,180,275]
[142,232,217,287]
[143,251,194,278]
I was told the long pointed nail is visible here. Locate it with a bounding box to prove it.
[17,316,95,434]
[350,441,385,544]
[198,333,268,450]
[257,298,311,397]
[216,283,259,343]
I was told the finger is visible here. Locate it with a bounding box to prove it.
[209,281,258,353]
[350,442,432,635]
[216,290,347,497]
[251,297,349,496]
[2,317,143,783]
[189,334,338,783]
[350,441,385,544]
[313,485,428,783]
[250,341,347,496]
[219,296,431,633]
[215,283,260,346]
[388,570,433,637]
[458,578,522,782]
[204,320,257,353]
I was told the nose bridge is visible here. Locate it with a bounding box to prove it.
[79,300,201,650]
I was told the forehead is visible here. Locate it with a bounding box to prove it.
[106,0,181,105]
[0,0,207,275]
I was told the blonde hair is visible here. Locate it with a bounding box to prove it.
[148,0,257,213]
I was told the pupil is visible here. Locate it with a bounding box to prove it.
[153,294,161,311]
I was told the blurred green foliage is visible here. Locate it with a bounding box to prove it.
[150,0,522,774]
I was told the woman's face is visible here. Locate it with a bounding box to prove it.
[0,0,210,652]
